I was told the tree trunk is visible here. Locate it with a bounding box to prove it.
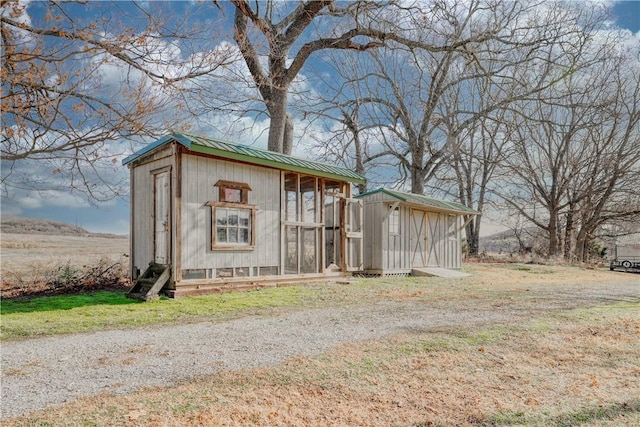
[563,204,575,261]
[466,217,480,257]
[575,222,593,263]
[353,129,367,194]
[548,212,559,257]
[266,89,289,153]
[411,166,425,194]
[411,145,425,194]
[283,113,294,155]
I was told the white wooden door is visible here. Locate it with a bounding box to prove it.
[342,198,363,271]
[154,171,170,264]
[411,210,427,268]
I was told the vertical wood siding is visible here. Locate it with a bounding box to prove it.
[130,147,175,275]
[359,193,465,272]
[180,154,280,271]
[362,194,380,270]
[362,193,412,272]
[384,205,411,270]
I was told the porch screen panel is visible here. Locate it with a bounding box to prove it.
[301,176,317,223]
[285,173,298,222]
[285,226,298,274]
[301,228,318,273]
[283,172,323,274]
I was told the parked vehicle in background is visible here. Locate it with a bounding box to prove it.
[609,234,640,272]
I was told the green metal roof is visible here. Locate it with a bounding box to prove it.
[122,133,366,184]
[357,188,479,215]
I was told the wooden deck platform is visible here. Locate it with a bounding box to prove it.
[411,268,472,278]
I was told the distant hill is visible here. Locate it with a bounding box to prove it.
[479,227,545,254]
[0,216,126,238]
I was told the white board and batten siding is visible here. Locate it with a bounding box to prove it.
[180,154,280,275]
[362,192,412,273]
[425,212,462,269]
[360,191,465,274]
[129,146,175,277]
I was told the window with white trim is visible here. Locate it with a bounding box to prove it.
[389,207,400,235]
[207,180,256,250]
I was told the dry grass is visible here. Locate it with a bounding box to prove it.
[0,233,128,295]
[1,233,128,274]
[6,299,639,426]
[2,233,639,425]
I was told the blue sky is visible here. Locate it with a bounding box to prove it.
[2,1,639,235]
[612,0,640,32]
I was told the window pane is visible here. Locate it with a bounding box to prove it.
[216,227,227,243]
[224,188,242,203]
[239,228,249,243]
[389,208,399,234]
[216,209,227,225]
[228,212,238,226]
[229,228,238,243]
[239,210,250,227]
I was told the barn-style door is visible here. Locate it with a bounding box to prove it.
[410,210,427,268]
[427,213,442,267]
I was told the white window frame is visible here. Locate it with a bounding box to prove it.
[207,202,257,250]
[389,206,400,235]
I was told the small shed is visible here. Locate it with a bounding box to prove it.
[357,188,478,276]
[122,133,365,298]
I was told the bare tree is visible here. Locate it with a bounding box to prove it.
[310,0,598,198]
[304,0,622,261]
[443,110,512,256]
[497,35,639,259]
[1,0,234,200]
[231,0,392,155]
[570,61,640,262]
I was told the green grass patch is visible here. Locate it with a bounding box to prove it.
[0,286,313,340]
[398,337,462,355]
[557,300,640,322]
[485,410,529,425]
[525,318,554,334]
[1,276,433,341]
[453,326,509,346]
[485,400,640,426]
[1,291,136,315]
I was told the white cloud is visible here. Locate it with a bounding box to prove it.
[6,187,97,211]
[15,196,42,209]
[0,0,35,46]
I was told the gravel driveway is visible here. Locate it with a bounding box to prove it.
[2,279,638,420]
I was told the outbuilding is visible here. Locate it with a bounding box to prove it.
[356,188,478,276]
[122,133,365,298]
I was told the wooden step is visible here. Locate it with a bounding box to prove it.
[127,264,171,301]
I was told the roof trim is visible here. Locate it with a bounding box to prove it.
[122,133,366,184]
[357,188,479,215]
